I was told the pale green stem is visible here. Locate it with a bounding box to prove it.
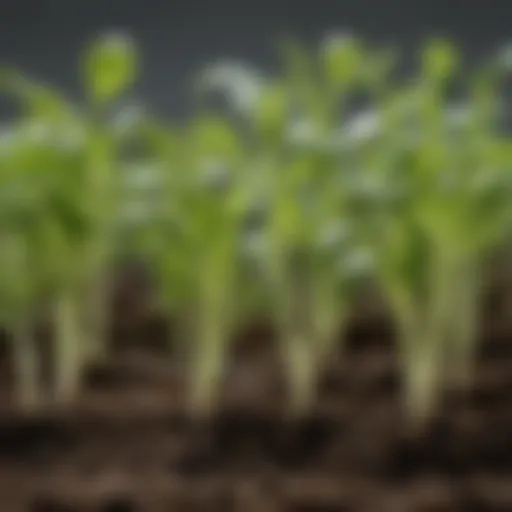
[189,255,233,415]
[283,333,317,415]
[53,290,85,403]
[401,324,444,430]
[277,272,320,416]
[84,132,115,363]
[189,304,230,415]
[445,258,481,389]
[397,249,455,429]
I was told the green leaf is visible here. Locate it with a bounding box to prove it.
[82,32,139,106]
[422,39,459,82]
[321,33,364,90]
[189,116,243,162]
[0,68,73,122]
[253,82,288,141]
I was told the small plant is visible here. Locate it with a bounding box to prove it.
[0,32,141,403]
[1,32,511,430]
[135,114,250,415]
[199,34,383,414]
[367,39,512,428]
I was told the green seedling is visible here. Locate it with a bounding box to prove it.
[368,39,512,428]
[199,34,383,415]
[134,114,249,415]
[0,32,141,404]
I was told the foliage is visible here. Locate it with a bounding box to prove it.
[1,33,511,427]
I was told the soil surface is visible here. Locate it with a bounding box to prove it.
[1,272,512,511]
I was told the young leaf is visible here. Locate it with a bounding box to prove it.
[422,39,459,82]
[82,32,139,106]
[0,68,74,122]
[321,32,363,90]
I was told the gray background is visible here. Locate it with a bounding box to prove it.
[1,0,511,117]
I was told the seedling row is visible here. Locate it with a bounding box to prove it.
[1,33,512,430]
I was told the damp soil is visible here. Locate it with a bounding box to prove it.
[0,272,512,511]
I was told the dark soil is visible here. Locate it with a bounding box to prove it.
[1,273,512,511]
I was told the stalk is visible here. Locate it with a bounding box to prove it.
[286,277,343,415]
[270,244,341,415]
[11,321,41,409]
[276,266,320,416]
[444,257,481,389]
[400,313,444,430]
[53,289,85,403]
[188,255,233,416]
[189,314,228,416]
[393,247,455,430]
[82,128,116,363]
[283,333,317,414]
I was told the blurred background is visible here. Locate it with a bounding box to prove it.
[2,0,512,118]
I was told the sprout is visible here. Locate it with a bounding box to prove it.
[1,33,511,432]
[213,36,393,416]
[0,32,142,406]
[320,31,364,89]
[82,31,139,106]
[132,114,248,416]
[368,49,512,429]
